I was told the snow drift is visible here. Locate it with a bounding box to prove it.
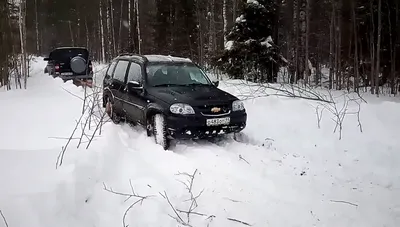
[0,57,399,227]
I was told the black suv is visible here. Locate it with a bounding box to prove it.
[44,47,93,81]
[102,54,247,150]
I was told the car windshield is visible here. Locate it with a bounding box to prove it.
[146,63,212,87]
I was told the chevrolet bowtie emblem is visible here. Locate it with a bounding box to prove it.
[211,107,221,113]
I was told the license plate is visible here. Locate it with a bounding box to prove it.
[206,117,230,126]
[61,72,73,76]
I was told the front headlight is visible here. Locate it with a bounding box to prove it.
[232,100,245,111]
[170,103,195,115]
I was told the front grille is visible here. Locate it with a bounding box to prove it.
[197,103,231,116]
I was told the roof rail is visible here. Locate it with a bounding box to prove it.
[116,53,147,61]
[117,52,134,57]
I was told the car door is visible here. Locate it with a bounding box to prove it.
[109,60,130,115]
[123,62,147,124]
[103,60,117,88]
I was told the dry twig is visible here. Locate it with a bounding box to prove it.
[104,180,154,227]
[330,200,358,207]
[0,210,8,227]
[227,217,252,226]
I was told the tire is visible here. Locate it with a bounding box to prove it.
[152,114,169,150]
[105,97,121,124]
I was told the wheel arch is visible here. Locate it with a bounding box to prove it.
[145,103,167,122]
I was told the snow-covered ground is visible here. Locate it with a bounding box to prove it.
[0,57,399,227]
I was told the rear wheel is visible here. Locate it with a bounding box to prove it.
[105,97,121,124]
[152,114,169,150]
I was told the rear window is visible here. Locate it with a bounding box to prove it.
[49,48,89,61]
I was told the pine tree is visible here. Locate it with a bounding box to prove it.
[212,0,286,83]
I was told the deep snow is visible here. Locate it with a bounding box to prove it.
[0,57,399,227]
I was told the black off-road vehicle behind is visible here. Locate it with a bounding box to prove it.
[102,54,247,150]
[44,47,93,83]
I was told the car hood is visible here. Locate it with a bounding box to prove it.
[147,85,238,105]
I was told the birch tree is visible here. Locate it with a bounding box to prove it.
[135,0,141,54]
[375,0,381,96]
[18,0,28,89]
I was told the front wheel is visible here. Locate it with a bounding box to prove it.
[152,114,169,150]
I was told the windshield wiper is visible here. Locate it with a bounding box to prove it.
[153,84,172,87]
[187,83,210,86]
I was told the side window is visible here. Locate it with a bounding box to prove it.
[106,61,117,77]
[127,62,142,83]
[113,60,130,82]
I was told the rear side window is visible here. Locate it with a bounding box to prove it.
[113,60,130,82]
[106,61,117,77]
[127,62,142,83]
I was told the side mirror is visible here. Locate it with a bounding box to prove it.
[127,81,143,93]
[213,81,219,87]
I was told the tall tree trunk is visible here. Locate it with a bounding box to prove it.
[110,0,116,56]
[85,17,89,50]
[223,0,227,44]
[352,0,359,92]
[293,0,300,84]
[118,0,124,52]
[106,0,112,58]
[34,0,39,54]
[304,0,310,84]
[19,0,27,89]
[336,0,342,90]
[135,0,141,54]
[369,0,375,94]
[388,0,395,95]
[395,0,399,94]
[329,3,335,89]
[299,0,306,82]
[128,0,132,50]
[209,0,216,55]
[99,0,106,62]
[195,0,204,66]
[69,21,74,46]
[375,0,381,97]
[347,30,352,91]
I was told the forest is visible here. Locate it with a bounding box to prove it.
[0,0,399,95]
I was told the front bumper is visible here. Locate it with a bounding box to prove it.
[166,111,247,139]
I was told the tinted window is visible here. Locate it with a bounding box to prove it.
[127,62,142,83]
[113,60,129,82]
[49,48,89,61]
[106,61,117,77]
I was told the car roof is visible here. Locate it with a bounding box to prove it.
[116,53,193,64]
[53,47,88,50]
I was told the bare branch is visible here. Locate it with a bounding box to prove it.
[313,90,364,140]
[103,181,153,227]
[227,217,252,226]
[239,154,250,165]
[61,87,84,101]
[226,80,333,104]
[0,210,8,227]
[160,191,189,226]
[223,197,242,203]
[56,105,89,168]
[330,200,358,207]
